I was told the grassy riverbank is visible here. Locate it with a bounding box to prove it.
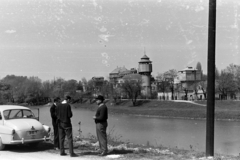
[72,99,240,121]
[68,100,240,159]
[10,100,240,159]
[31,131,238,160]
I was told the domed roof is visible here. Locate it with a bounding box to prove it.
[119,66,128,72]
[110,67,120,74]
[119,70,131,76]
[110,66,129,74]
[122,74,142,80]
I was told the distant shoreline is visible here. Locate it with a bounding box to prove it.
[78,107,240,122]
[71,99,240,122]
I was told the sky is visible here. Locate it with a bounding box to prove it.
[0,0,239,81]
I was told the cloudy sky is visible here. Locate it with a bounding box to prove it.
[0,0,239,81]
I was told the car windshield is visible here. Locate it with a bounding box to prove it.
[3,109,36,120]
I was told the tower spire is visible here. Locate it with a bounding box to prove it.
[144,47,146,55]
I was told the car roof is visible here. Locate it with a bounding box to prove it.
[0,105,30,111]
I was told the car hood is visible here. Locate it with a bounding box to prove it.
[4,119,43,131]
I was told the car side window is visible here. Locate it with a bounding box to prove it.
[8,110,21,119]
[4,109,35,119]
[23,110,34,118]
[3,110,10,120]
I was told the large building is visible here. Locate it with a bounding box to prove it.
[174,66,203,100]
[157,66,204,100]
[175,66,202,90]
[109,54,153,97]
[109,66,137,84]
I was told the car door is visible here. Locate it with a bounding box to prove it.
[30,108,40,121]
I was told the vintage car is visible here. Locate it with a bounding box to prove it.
[0,105,51,150]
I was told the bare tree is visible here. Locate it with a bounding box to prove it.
[120,79,142,106]
[199,74,207,100]
[164,69,178,100]
[216,70,237,100]
[225,64,240,92]
[156,73,168,97]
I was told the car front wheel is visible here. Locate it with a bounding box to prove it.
[0,137,6,150]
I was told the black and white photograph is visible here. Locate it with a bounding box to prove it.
[0,0,240,159]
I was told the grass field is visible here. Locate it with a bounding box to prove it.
[72,99,240,121]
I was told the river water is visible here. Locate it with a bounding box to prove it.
[33,105,240,156]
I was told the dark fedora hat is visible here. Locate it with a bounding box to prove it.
[95,95,105,101]
[65,95,71,100]
[53,97,60,102]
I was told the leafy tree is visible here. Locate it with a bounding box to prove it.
[0,83,11,103]
[77,81,84,91]
[52,78,65,98]
[196,62,202,71]
[1,75,28,102]
[62,79,78,98]
[42,80,54,98]
[0,83,10,91]
[79,78,95,103]
[24,77,43,105]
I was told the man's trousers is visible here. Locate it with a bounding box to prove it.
[53,123,59,148]
[58,122,74,155]
[96,122,108,153]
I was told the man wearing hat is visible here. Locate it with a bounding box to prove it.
[56,96,77,157]
[93,95,108,156]
[50,97,60,150]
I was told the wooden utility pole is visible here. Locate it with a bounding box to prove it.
[206,0,216,157]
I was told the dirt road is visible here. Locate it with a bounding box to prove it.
[0,143,130,160]
[0,150,129,160]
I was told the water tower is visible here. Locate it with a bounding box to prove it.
[138,52,152,98]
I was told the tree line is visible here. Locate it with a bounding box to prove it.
[156,63,240,100]
[0,75,142,106]
[0,63,239,106]
[0,75,82,105]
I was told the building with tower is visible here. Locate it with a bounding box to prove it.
[109,53,153,98]
[138,54,152,97]
[173,66,204,100]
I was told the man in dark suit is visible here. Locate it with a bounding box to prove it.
[56,96,77,157]
[50,97,60,150]
[93,95,108,156]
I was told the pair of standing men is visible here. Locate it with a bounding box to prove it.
[50,96,77,157]
[50,95,108,157]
